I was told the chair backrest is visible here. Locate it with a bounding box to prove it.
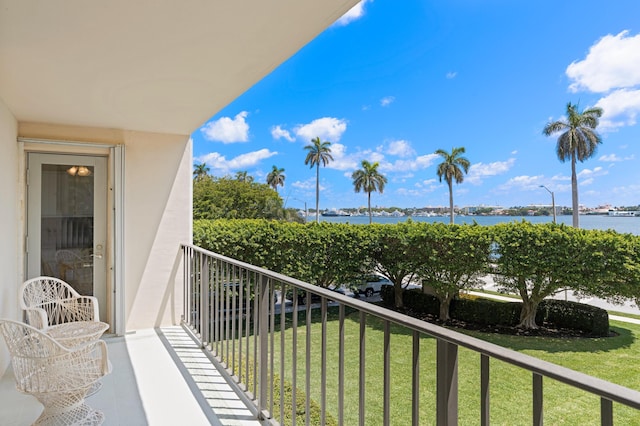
[54,249,83,264]
[20,276,81,309]
[20,276,89,328]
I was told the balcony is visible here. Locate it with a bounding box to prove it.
[2,243,640,425]
[0,326,261,425]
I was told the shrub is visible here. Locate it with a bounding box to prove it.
[451,297,521,327]
[403,288,439,316]
[538,299,610,336]
[384,288,609,336]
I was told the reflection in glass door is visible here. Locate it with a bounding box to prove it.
[27,153,108,323]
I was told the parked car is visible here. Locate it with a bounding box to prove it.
[354,274,393,297]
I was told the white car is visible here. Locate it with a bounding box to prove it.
[354,275,393,297]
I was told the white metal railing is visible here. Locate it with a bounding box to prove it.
[180,244,640,425]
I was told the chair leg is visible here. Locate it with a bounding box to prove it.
[33,386,104,426]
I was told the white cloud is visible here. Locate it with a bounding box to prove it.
[386,140,415,157]
[380,96,395,107]
[295,117,348,143]
[196,148,277,175]
[271,125,295,142]
[292,178,326,192]
[498,175,544,191]
[396,187,436,198]
[466,158,516,185]
[325,143,359,171]
[446,72,457,79]
[415,178,437,188]
[600,154,622,162]
[595,88,640,130]
[567,31,640,93]
[577,166,607,179]
[379,153,440,173]
[335,0,369,26]
[200,111,250,143]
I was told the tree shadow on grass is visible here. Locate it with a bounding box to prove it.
[455,324,635,353]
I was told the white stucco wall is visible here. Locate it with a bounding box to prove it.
[0,98,19,374]
[123,131,192,330]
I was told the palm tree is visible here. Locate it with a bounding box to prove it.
[435,147,470,224]
[193,163,209,181]
[543,102,603,228]
[266,165,285,193]
[235,170,253,183]
[352,160,388,224]
[304,137,333,223]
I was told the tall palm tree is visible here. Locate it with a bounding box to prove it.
[304,137,333,223]
[543,102,603,228]
[435,147,470,224]
[193,163,210,181]
[352,160,388,224]
[266,165,285,193]
[235,170,253,183]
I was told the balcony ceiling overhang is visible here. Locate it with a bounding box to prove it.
[0,0,359,135]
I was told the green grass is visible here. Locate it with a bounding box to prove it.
[263,308,640,425]
[608,310,640,321]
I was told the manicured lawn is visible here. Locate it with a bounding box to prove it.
[270,307,640,425]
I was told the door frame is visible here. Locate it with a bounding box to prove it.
[19,138,125,334]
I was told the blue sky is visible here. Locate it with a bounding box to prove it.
[192,0,640,210]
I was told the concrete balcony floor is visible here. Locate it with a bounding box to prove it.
[0,326,262,426]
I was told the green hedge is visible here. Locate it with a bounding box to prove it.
[451,297,521,327]
[382,287,609,336]
[538,299,610,336]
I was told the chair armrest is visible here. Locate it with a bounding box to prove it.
[97,340,112,375]
[70,338,112,376]
[23,307,49,330]
[76,295,100,321]
[59,296,100,322]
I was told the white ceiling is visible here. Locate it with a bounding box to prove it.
[0,0,358,135]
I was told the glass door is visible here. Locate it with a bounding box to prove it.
[26,153,108,323]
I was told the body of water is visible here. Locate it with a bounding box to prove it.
[314,214,640,235]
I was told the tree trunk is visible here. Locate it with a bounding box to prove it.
[394,283,404,309]
[571,153,579,228]
[448,179,454,224]
[518,299,540,329]
[367,192,372,224]
[439,295,452,321]
[315,163,320,223]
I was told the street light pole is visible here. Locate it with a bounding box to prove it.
[293,198,308,223]
[539,185,556,224]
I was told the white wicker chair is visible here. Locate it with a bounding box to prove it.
[0,319,111,425]
[20,276,100,331]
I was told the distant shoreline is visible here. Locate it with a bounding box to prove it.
[312,214,640,235]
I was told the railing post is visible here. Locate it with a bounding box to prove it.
[601,398,613,426]
[258,273,270,419]
[412,331,420,426]
[481,354,490,426]
[201,254,209,349]
[533,373,543,426]
[384,320,391,426]
[437,339,458,426]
